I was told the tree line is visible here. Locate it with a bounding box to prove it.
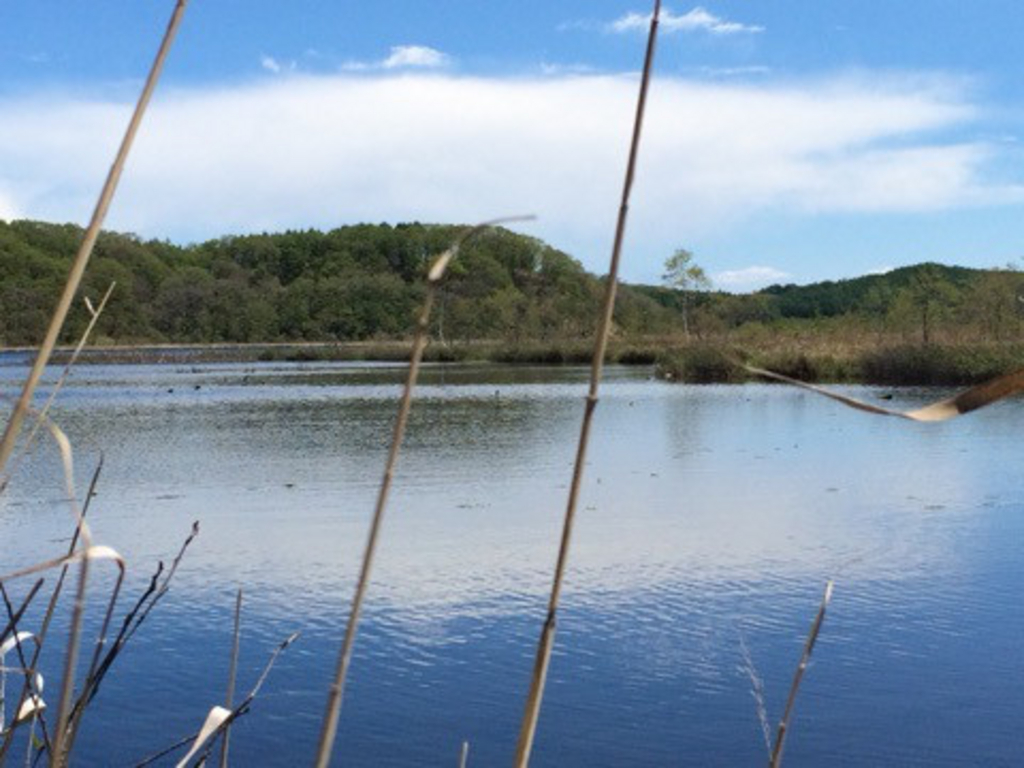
[0,220,682,347]
[2,219,1021,349]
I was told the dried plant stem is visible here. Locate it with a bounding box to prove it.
[179,632,301,768]
[0,581,43,650]
[769,580,834,768]
[458,740,469,768]
[220,588,243,768]
[745,362,1024,422]
[511,4,661,766]
[0,284,115,493]
[0,459,100,763]
[51,557,90,767]
[313,217,531,768]
[0,0,188,479]
[131,631,299,768]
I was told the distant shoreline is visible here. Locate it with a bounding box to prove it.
[4,339,1023,387]
[0,340,659,367]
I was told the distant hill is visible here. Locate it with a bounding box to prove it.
[759,263,981,319]
[2,218,1019,349]
[0,219,681,347]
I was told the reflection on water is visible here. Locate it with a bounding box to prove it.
[1,361,1022,765]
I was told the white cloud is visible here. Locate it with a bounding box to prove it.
[690,65,771,77]
[345,45,451,72]
[0,72,1018,281]
[539,62,596,77]
[260,55,282,74]
[715,266,790,289]
[610,6,764,35]
[382,45,448,70]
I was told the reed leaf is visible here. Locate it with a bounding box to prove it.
[512,3,661,765]
[744,363,1024,421]
[0,548,122,585]
[173,706,232,768]
[147,631,300,768]
[1,632,39,733]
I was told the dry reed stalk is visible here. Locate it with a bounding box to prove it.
[72,522,199,714]
[0,456,98,757]
[220,588,243,768]
[769,580,834,768]
[0,0,188,479]
[48,525,197,763]
[42,419,97,767]
[744,363,1024,421]
[150,631,300,768]
[511,3,661,765]
[312,217,531,768]
[0,284,116,494]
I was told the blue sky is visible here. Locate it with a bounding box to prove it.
[1,2,1023,289]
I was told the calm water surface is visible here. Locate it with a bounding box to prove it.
[0,360,1021,766]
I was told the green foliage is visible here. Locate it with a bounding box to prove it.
[4,219,1021,358]
[0,220,681,347]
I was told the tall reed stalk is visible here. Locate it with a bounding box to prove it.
[769,580,834,768]
[220,588,243,768]
[313,218,530,768]
[0,0,189,479]
[0,458,103,763]
[511,3,661,765]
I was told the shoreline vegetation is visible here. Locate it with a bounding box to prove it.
[5,337,1023,386]
[4,218,1024,386]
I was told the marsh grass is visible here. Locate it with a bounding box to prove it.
[657,341,1024,385]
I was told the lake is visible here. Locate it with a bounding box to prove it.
[0,360,1021,766]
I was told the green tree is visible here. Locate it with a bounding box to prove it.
[889,265,960,344]
[662,249,711,338]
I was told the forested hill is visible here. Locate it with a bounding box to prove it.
[759,263,980,319]
[0,219,682,346]
[1,218,1019,348]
